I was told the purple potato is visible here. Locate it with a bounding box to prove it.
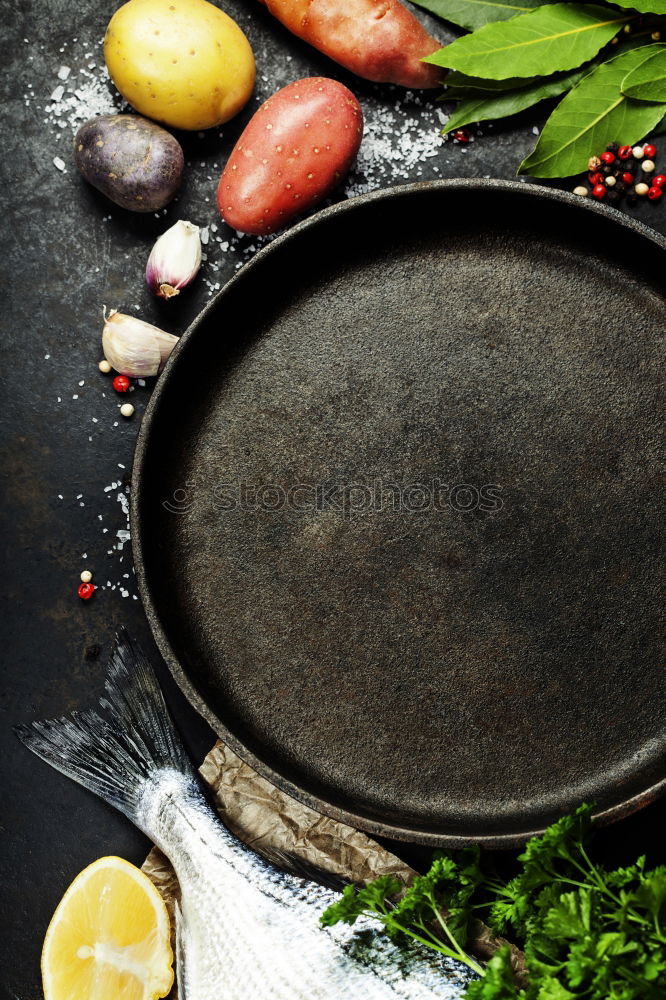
[74,114,184,212]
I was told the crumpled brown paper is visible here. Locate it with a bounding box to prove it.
[142,741,526,997]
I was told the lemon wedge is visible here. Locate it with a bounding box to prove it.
[42,856,174,1000]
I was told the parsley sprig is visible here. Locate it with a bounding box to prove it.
[321,803,666,999]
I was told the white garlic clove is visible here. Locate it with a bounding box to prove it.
[146,219,202,299]
[102,310,179,377]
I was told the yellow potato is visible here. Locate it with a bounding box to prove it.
[104,0,256,130]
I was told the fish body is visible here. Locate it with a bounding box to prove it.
[17,632,474,1000]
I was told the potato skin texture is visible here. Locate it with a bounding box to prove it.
[74,114,184,212]
[258,0,442,88]
[104,0,256,130]
[217,78,363,236]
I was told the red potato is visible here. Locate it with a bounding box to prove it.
[258,0,442,89]
[217,77,363,236]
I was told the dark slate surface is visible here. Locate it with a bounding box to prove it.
[1,0,664,996]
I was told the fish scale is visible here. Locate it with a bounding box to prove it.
[16,631,474,1000]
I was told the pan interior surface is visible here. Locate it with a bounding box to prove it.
[135,184,666,844]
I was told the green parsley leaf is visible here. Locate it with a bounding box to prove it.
[463,946,524,999]
[319,875,402,927]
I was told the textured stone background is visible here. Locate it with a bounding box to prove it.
[1,1,664,996]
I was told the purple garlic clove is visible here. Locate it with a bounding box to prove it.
[146,220,202,299]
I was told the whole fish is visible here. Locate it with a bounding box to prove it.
[17,631,475,1000]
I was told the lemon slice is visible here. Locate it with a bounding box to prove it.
[42,856,174,1000]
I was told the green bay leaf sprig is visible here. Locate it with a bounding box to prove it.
[411,0,549,32]
[418,0,666,178]
[424,4,633,80]
[519,44,666,176]
[622,44,666,101]
[444,63,595,133]
[606,0,666,13]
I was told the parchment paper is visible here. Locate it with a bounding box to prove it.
[142,741,526,996]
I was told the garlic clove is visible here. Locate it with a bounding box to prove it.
[146,220,202,299]
[102,310,179,377]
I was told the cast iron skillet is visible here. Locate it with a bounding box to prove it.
[132,180,666,847]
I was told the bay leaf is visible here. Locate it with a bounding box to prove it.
[519,45,666,177]
[604,0,666,12]
[444,70,535,90]
[424,3,632,79]
[442,64,594,131]
[621,45,666,101]
[410,0,547,31]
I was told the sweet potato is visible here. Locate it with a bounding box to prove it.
[217,77,363,235]
[257,0,442,88]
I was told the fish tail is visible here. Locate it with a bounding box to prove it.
[15,628,193,821]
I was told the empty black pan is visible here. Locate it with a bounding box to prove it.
[132,180,666,846]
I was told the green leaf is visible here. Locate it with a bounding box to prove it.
[462,946,523,999]
[607,0,666,12]
[542,890,593,939]
[319,876,402,927]
[534,978,577,1000]
[445,70,535,90]
[519,45,666,176]
[424,4,632,80]
[410,0,547,32]
[633,865,666,922]
[622,45,666,101]
[442,63,593,131]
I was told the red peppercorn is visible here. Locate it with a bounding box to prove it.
[618,145,632,160]
[112,375,131,392]
[452,129,470,143]
[78,582,95,600]
[600,151,615,165]
[622,172,635,185]
[647,185,663,201]
[643,143,657,159]
[592,184,607,200]
[588,171,605,185]
[652,174,666,188]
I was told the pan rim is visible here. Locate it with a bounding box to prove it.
[131,178,666,847]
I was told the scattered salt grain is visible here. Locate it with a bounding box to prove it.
[53,156,66,172]
[57,65,71,80]
[116,528,131,549]
[50,85,65,102]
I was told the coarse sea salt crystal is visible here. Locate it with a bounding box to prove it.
[50,85,65,102]
[57,65,71,80]
[53,156,66,172]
